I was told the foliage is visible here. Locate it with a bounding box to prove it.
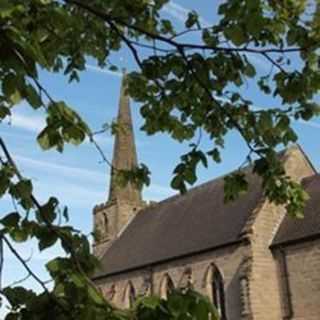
[0,0,319,319]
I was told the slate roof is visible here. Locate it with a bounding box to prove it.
[94,167,264,278]
[272,174,320,247]
[94,153,320,279]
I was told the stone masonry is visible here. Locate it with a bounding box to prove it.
[92,75,320,319]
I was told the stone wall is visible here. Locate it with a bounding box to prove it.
[247,145,315,320]
[93,200,145,257]
[95,243,250,320]
[279,239,320,320]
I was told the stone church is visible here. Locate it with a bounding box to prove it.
[92,75,320,320]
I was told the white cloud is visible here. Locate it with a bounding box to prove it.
[1,107,114,148]
[0,155,105,207]
[85,64,122,77]
[7,113,46,133]
[296,119,320,130]
[15,155,107,185]
[11,153,176,205]
[249,103,320,130]
[25,173,105,208]
[144,183,174,201]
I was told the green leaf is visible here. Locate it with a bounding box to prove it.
[202,29,218,47]
[25,84,42,109]
[38,229,58,251]
[3,287,36,307]
[0,212,20,228]
[11,228,29,242]
[46,257,69,275]
[171,175,186,193]
[88,285,105,305]
[207,148,221,163]
[41,197,58,223]
[46,258,60,273]
[2,73,22,105]
[37,128,51,150]
[243,61,256,78]
[63,206,69,222]
[138,296,161,310]
[185,11,200,28]
[9,180,33,210]
[184,168,197,184]
[224,173,248,202]
[70,273,86,288]
[0,106,11,119]
[224,25,247,46]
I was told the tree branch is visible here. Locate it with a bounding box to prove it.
[65,0,304,56]
[1,235,48,292]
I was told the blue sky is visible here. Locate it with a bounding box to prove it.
[1,0,320,312]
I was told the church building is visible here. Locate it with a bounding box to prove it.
[92,74,320,320]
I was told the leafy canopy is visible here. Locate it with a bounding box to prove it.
[0,0,319,319]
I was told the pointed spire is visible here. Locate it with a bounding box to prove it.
[108,72,142,203]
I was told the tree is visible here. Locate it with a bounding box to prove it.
[0,0,319,319]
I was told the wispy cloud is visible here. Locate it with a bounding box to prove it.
[163,2,270,71]
[216,95,320,131]
[144,183,174,201]
[4,240,64,263]
[5,113,46,133]
[163,1,210,27]
[248,102,320,130]
[0,154,106,207]
[296,119,320,129]
[0,108,114,149]
[15,155,107,185]
[85,64,122,77]
[15,154,176,202]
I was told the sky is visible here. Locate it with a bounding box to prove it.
[1,0,320,313]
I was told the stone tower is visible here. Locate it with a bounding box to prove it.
[93,73,144,257]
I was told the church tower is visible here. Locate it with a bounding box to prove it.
[93,73,144,257]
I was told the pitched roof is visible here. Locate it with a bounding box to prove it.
[94,167,264,278]
[272,174,320,247]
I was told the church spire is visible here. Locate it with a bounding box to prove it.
[93,72,144,257]
[108,72,142,203]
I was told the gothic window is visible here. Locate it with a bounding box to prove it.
[106,284,116,301]
[95,211,109,241]
[123,281,136,308]
[159,273,175,299]
[178,268,193,291]
[139,275,152,297]
[204,264,227,320]
[103,213,109,237]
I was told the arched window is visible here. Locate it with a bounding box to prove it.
[178,268,193,291]
[103,213,109,237]
[105,284,116,302]
[123,281,136,308]
[204,264,227,320]
[139,275,152,297]
[159,273,175,299]
[95,211,109,241]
